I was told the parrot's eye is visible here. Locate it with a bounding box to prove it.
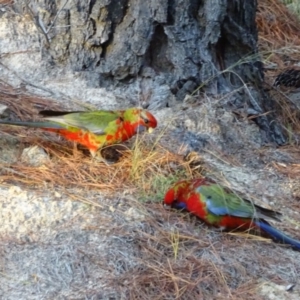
[140,114,149,124]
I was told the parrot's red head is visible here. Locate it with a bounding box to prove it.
[164,178,210,210]
[123,107,157,136]
[138,109,157,132]
[163,180,191,210]
[125,108,157,135]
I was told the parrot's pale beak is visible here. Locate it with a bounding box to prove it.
[147,127,154,133]
[136,125,155,134]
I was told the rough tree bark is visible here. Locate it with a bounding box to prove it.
[3,0,286,144]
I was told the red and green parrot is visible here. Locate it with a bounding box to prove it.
[0,107,157,158]
[164,178,300,250]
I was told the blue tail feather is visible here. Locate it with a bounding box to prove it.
[255,221,300,250]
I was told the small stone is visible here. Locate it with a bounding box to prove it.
[21,145,49,167]
[54,192,61,198]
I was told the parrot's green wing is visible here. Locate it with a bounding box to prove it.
[44,111,122,134]
[196,184,281,221]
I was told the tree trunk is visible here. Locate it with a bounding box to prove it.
[5,0,286,144]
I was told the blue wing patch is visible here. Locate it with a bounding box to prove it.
[173,202,187,210]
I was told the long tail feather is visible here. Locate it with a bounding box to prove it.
[255,221,300,250]
[0,120,64,129]
[39,110,81,117]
